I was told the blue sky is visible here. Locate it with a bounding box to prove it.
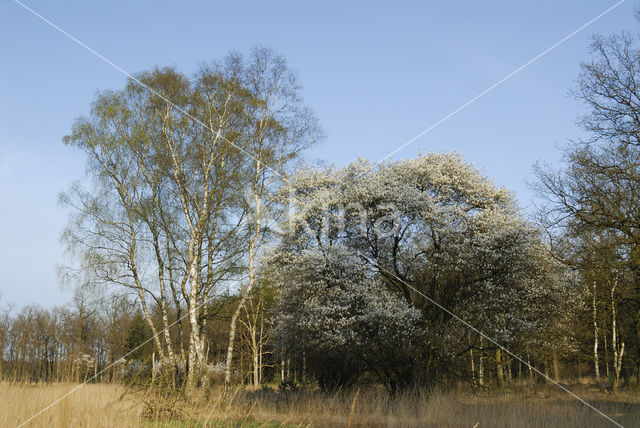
[0,1,636,307]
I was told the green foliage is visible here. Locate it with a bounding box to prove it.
[125,311,153,361]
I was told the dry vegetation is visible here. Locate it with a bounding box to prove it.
[2,382,639,427]
[0,383,139,428]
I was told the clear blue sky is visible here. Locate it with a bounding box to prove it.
[0,1,636,307]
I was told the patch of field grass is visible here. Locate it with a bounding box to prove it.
[144,419,298,428]
[2,381,639,427]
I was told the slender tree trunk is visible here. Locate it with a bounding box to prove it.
[544,359,549,383]
[248,300,261,389]
[152,351,156,384]
[302,351,306,385]
[225,294,246,391]
[259,315,264,385]
[138,292,165,360]
[469,347,476,386]
[281,357,285,382]
[496,349,504,387]
[186,236,204,396]
[478,338,484,386]
[518,360,522,380]
[155,244,175,366]
[287,358,291,380]
[604,319,610,379]
[593,281,600,380]
[552,348,560,382]
[253,346,259,389]
[241,300,261,390]
[611,274,624,391]
[225,179,262,391]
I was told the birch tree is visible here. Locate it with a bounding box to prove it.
[62,62,253,393]
[221,48,320,390]
[609,271,625,390]
[62,49,319,393]
[592,280,600,380]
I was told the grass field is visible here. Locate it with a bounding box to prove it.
[2,382,639,427]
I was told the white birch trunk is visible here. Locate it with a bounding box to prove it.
[611,273,624,391]
[469,347,476,386]
[259,315,264,384]
[186,236,204,395]
[478,337,484,386]
[224,300,243,390]
[592,281,600,380]
[225,170,262,391]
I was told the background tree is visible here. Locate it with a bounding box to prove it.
[534,23,640,388]
[0,295,13,381]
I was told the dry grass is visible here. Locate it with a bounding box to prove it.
[1,381,639,427]
[0,382,140,428]
[216,384,640,427]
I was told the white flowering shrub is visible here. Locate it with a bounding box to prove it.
[274,153,562,385]
[271,246,423,390]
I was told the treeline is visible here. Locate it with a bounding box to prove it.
[5,24,640,394]
[0,288,273,385]
[0,291,146,383]
[2,224,640,392]
[4,154,640,392]
[533,29,640,391]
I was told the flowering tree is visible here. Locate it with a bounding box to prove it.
[275,153,560,386]
[270,246,422,391]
